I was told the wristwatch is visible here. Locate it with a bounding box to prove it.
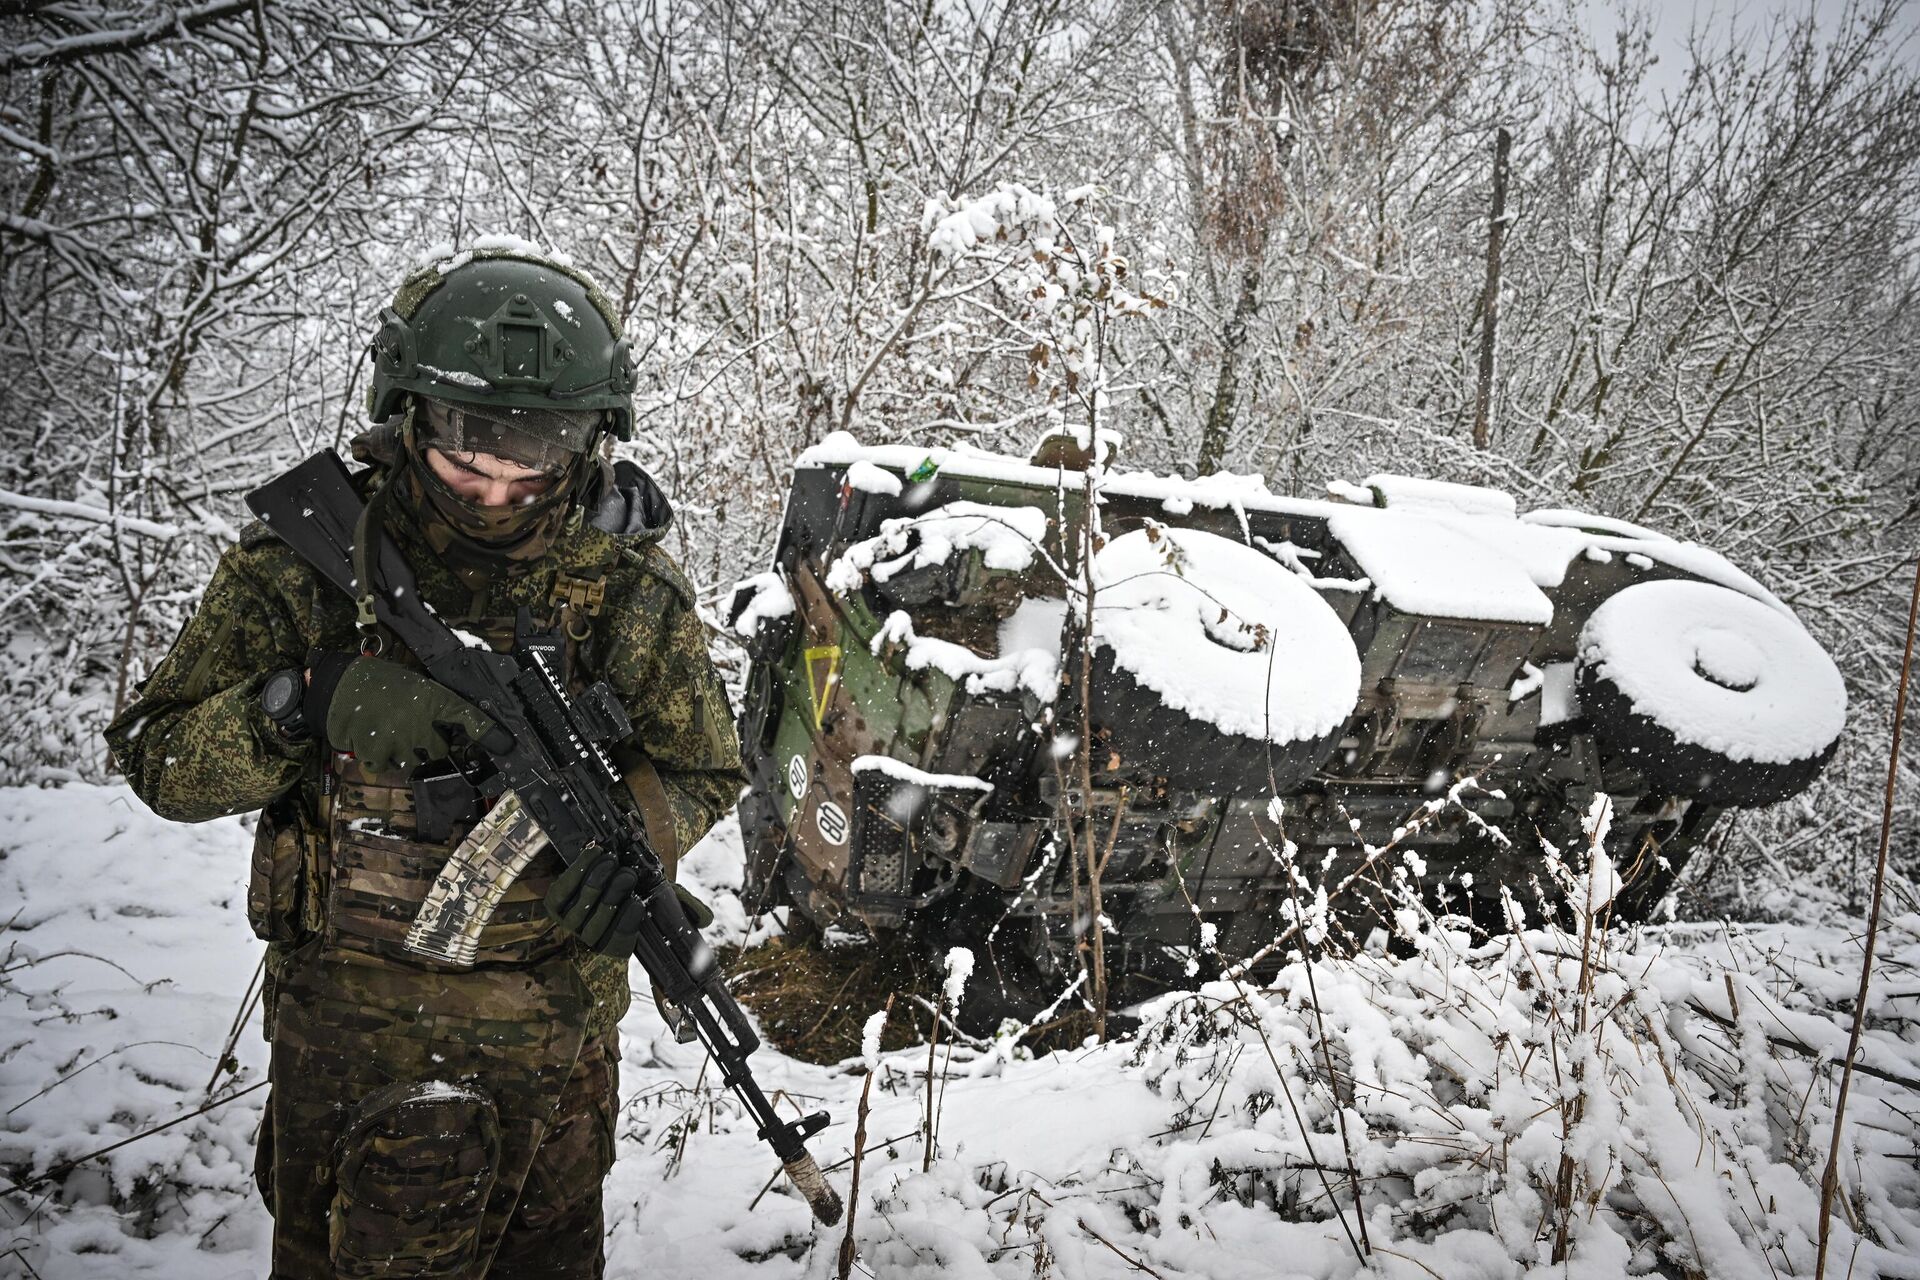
[261,667,311,741]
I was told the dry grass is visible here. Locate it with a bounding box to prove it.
[723,926,1126,1062]
[721,933,940,1064]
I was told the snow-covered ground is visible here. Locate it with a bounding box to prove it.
[4,783,1918,1278]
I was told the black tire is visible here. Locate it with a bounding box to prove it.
[1576,580,1844,808]
[737,619,796,910]
[1576,668,1835,807]
[1086,526,1360,795]
[1088,647,1341,793]
[736,773,793,912]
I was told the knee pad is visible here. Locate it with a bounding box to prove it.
[330,1080,501,1278]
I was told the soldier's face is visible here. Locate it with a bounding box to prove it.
[424,446,559,508]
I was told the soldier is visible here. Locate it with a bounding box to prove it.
[105,245,742,1277]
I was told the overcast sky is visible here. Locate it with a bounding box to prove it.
[1580,0,1919,101]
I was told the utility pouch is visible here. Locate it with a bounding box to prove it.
[324,826,563,969]
[330,1080,500,1278]
[411,765,480,844]
[328,755,560,969]
[246,798,307,944]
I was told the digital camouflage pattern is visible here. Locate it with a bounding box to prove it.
[107,449,739,1277]
[106,451,741,1011]
[260,953,601,1277]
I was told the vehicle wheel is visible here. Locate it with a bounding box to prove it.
[1576,579,1845,807]
[1088,526,1361,794]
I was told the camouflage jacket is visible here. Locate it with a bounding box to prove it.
[105,456,743,1038]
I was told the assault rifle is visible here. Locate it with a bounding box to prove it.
[246,451,842,1225]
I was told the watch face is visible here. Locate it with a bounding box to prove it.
[263,669,301,720]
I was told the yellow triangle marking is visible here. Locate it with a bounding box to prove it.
[804,645,842,731]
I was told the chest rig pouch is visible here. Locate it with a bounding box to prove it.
[323,608,586,971]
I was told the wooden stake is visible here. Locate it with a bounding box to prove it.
[1472,128,1512,450]
[1815,550,1920,1278]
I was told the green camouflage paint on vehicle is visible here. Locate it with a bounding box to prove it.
[729,436,1847,1018]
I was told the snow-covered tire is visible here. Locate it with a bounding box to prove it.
[1088,527,1361,794]
[1576,580,1846,807]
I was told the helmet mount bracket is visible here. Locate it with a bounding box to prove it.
[607,339,634,396]
[476,293,570,391]
[372,308,416,380]
[364,250,635,438]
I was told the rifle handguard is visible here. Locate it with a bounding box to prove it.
[784,1149,843,1225]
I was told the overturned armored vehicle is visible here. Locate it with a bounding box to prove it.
[729,433,1846,998]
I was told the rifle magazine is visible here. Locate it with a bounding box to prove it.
[405,791,550,967]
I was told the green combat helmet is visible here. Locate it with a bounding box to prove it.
[367,238,637,439]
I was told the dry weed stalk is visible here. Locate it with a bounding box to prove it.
[922,1000,941,1174]
[838,996,891,1280]
[922,966,959,1173]
[1815,550,1919,1279]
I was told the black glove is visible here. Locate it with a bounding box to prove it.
[672,882,714,930]
[305,652,511,773]
[544,849,648,956]
[544,854,714,955]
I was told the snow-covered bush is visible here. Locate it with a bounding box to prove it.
[821,811,1920,1279]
